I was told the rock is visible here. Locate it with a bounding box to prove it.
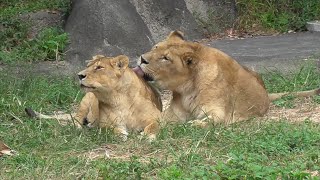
[65,0,236,67]
[307,21,320,32]
[130,0,201,42]
[65,0,154,67]
[185,0,236,34]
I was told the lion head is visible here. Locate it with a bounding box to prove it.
[77,55,129,93]
[135,31,201,90]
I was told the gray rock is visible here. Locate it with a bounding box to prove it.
[65,0,154,67]
[130,0,202,42]
[66,0,235,67]
[185,0,236,34]
[307,21,320,32]
[64,0,237,67]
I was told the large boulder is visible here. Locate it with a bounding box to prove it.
[65,0,154,67]
[65,0,236,67]
[129,0,201,42]
[184,0,236,34]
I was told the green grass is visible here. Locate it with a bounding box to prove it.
[0,64,320,179]
[262,62,320,108]
[236,0,320,33]
[0,0,70,63]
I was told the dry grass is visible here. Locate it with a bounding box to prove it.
[266,97,320,123]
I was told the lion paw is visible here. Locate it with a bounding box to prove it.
[139,132,156,142]
[188,119,209,128]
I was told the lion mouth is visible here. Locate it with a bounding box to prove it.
[132,66,154,81]
[80,84,95,89]
[132,66,144,77]
[143,73,154,81]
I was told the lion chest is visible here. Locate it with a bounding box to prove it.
[99,105,133,127]
[181,92,199,113]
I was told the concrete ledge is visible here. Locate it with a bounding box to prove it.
[307,21,320,32]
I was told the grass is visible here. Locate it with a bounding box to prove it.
[263,62,320,108]
[0,63,320,179]
[236,0,320,33]
[0,0,70,63]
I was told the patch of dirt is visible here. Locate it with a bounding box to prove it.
[265,97,320,123]
[20,10,65,39]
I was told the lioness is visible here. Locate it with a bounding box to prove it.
[134,31,320,124]
[27,55,162,141]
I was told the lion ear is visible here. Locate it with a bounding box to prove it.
[182,53,197,67]
[167,30,185,41]
[110,55,129,70]
[92,55,105,60]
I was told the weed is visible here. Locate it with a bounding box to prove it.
[236,0,320,32]
[0,0,71,63]
[262,63,320,107]
[1,27,69,63]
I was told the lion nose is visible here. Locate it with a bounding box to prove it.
[78,73,86,80]
[140,56,149,64]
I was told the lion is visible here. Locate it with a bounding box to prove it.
[26,55,162,141]
[133,31,320,125]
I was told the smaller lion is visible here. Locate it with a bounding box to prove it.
[26,55,162,141]
[134,31,320,125]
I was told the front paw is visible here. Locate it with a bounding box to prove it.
[139,132,156,142]
[188,116,212,128]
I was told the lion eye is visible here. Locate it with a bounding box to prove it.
[95,65,104,70]
[162,56,169,61]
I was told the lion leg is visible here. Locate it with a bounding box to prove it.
[142,121,159,142]
[88,95,99,126]
[162,100,190,124]
[73,92,98,126]
[113,126,129,141]
[190,105,228,127]
[188,115,212,128]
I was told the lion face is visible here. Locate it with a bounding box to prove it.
[137,31,199,90]
[77,55,129,93]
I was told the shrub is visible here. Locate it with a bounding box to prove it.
[236,0,320,32]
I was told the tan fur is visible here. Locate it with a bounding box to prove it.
[32,55,162,141]
[137,31,320,124]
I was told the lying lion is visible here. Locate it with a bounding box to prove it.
[134,31,320,125]
[26,55,162,141]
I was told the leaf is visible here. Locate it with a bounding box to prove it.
[0,140,17,157]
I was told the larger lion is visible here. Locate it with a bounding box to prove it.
[134,31,320,124]
[26,55,162,141]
